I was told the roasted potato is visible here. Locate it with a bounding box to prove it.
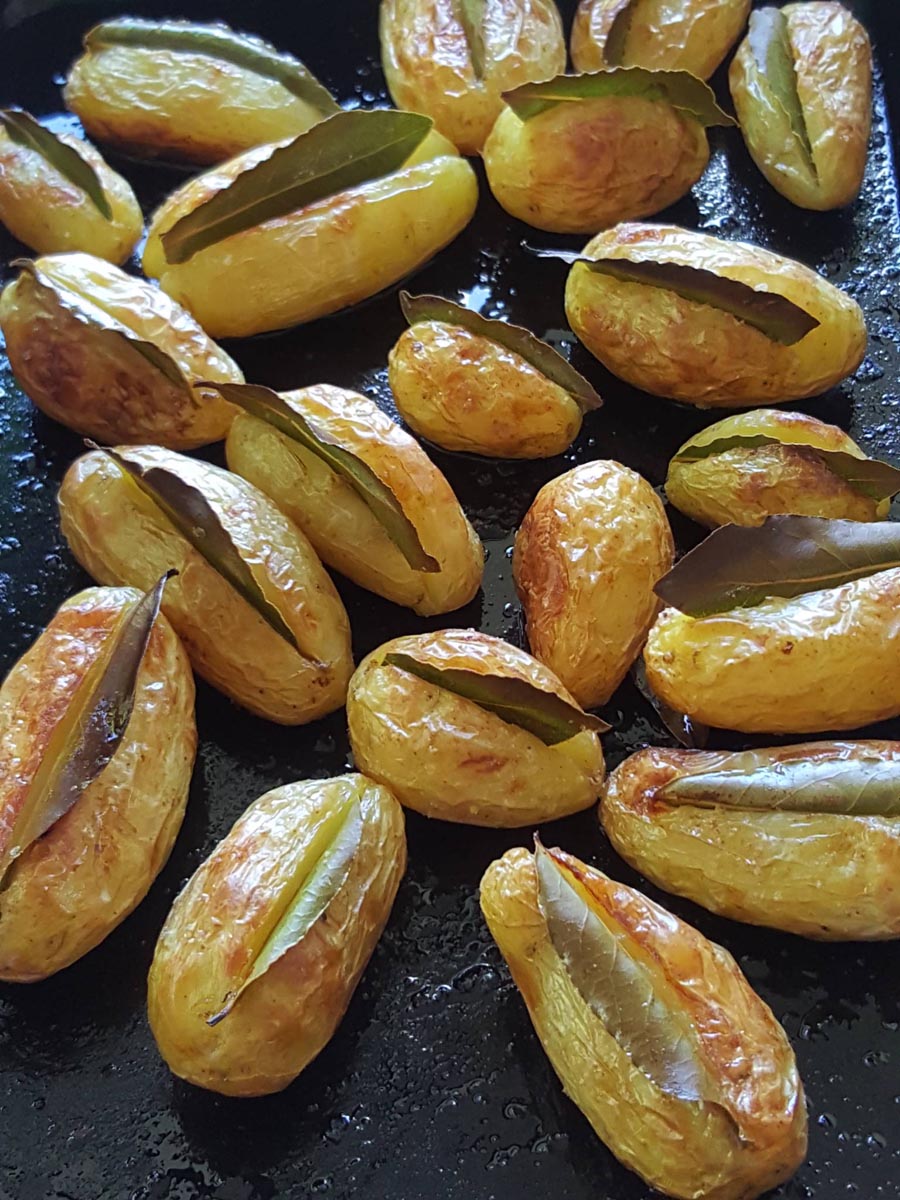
[565,223,867,406]
[602,742,900,940]
[346,629,605,827]
[481,845,807,1199]
[571,0,751,79]
[0,254,241,449]
[0,585,196,982]
[64,18,339,165]
[514,460,674,709]
[730,3,872,210]
[666,408,892,528]
[380,0,566,155]
[149,774,406,1096]
[58,446,353,725]
[224,383,483,614]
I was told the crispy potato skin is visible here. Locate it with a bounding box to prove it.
[64,43,328,164]
[571,0,751,79]
[387,320,583,458]
[482,96,709,233]
[142,130,479,336]
[665,409,888,528]
[729,3,872,211]
[481,847,807,1200]
[566,223,867,406]
[380,0,566,155]
[0,587,196,983]
[0,128,142,263]
[0,253,241,449]
[601,744,900,941]
[148,775,406,1096]
[645,568,900,734]
[225,385,483,615]
[347,629,605,827]
[514,461,674,708]
[58,447,353,725]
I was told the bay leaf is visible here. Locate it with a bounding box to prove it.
[748,7,816,176]
[384,652,610,744]
[399,291,602,412]
[0,108,111,218]
[202,381,439,572]
[630,656,709,749]
[602,0,638,66]
[161,109,433,265]
[456,0,486,81]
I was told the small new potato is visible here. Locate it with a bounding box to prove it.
[666,409,890,528]
[149,774,406,1096]
[347,629,605,827]
[0,254,241,448]
[225,384,483,614]
[514,460,674,709]
[380,0,566,155]
[58,446,353,725]
[0,586,196,982]
[566,223,867,406]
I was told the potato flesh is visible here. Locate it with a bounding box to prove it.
[347,629,605,827]
[480,847,807,1200]
[387,320,583,458]
[565,223,867,406]
[0,587,196,982]
[514,460,674,708]
[225,384,483,615]
[148,774,406,1097]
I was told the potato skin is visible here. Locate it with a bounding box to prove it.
[142,130,479,337]
[480,847,807,1200]
[58,446,353,725]
[380,0,566,155]
[0,253,241,449]
[225,384,483,615]
[565,223,867,406]
[665,409,889,528]
[0,587,196,983]
[347,629,605,827]
[148,774,406,1096]
[0,127,142,263]
[571,0,751,80]
[514,461,674,708]
[729,3,872,211]
[645,568,900,734]
[602,743,900,941]
[387,319,583,458]
[482,95,709,233]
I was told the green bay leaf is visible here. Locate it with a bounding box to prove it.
[748,7,816,176]
[456,0,487,80]
[0,108,111,218]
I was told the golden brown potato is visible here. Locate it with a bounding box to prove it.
[481,845,807,1199]
[58,446,353,725]
[514,460,674,709]
[346,629,605,827]
[149,774,405,1096]
[666,409,891,528]
[0,586,196,982]
[571,0,751,79]
[602,742,900,940]
[225,384,483,614]
[729,3,872,210]
[380,0,566,155]
[0,254,241,449]
[566,223,867,406]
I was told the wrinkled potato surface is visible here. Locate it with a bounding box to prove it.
[481,847,807,1200]
[347,629,605,827]
[225,384,483,614]
[566,223,867,406]
[58,446,353,725]
[380,0,566,155]
[514,460,674,708]
[149,774,406,1096]
[0,586,196,982]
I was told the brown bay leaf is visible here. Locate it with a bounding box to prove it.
[456,0,487,80]
[630,656,709,749]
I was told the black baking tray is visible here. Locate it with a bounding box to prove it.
[0,3,898,1198]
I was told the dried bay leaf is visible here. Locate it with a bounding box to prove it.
[456,0,487,80]
[748,8,816,175]
[0,108,111,218]
[630,656,708,749]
